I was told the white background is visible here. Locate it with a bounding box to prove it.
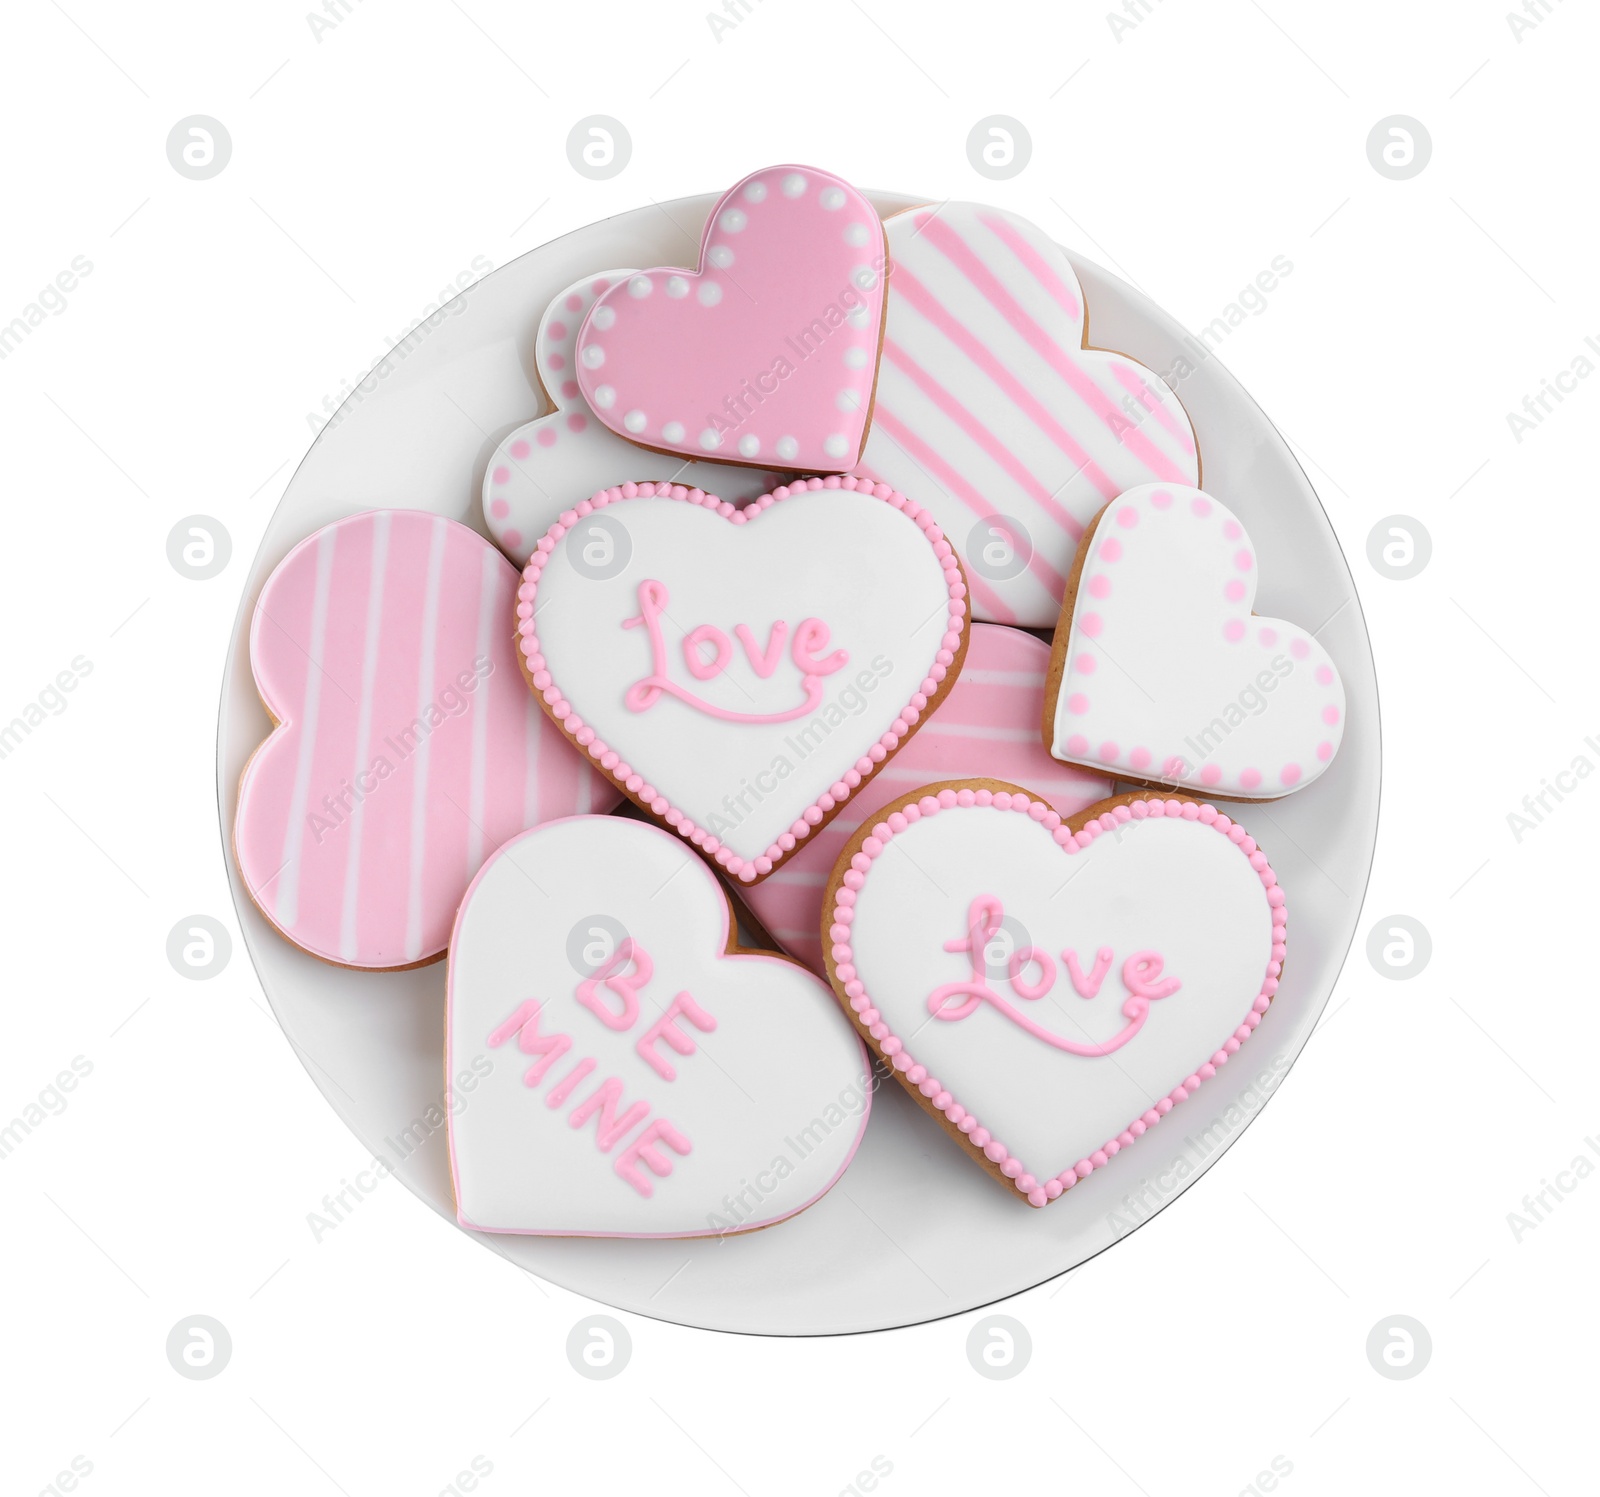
[1,1,1595,1493]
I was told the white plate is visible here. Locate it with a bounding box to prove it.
[216,190,1378,1336]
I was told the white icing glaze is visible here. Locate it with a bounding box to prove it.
[1049,484,1347,798]
[483,270,777,566]
[852,202,1198,627]
[448,816,871,1237]
[841,798,1277,1182]
[527,487,959,870]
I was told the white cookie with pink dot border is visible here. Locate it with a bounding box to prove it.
[515,476,971,885]
[1044,484,1346,799]
[823,785,1285,1207]
[482,270,778,565]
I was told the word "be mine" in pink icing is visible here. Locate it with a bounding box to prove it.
[486,939,717,1197]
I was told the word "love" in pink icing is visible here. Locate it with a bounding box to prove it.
[622,578,847,725]
[927,895,1180,1056]
[486,938,717,1198]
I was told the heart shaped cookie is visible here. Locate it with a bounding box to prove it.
[483,269,778,566]
[447,815,872,1237]
[1044,484,1346,798]
[851,202,1198,627]
[233,510,615,969]
[573,164,887,471]
[742,623,1111,972]
[515,476,970,883]
[823,783,1285,1207]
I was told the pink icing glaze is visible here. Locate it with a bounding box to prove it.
[234,510,614,969]
[740,624,1109,969]
[573,165,886,471]
[515,476,971,884]
[828,791,1286,1208]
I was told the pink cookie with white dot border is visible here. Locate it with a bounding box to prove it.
[482,270,778,566]
[1043,484,1347,799]
[572,164,887,472]
[821,784,1286,1207]
[514,475,971,885]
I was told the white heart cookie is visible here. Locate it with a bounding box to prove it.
[851,202,1198,627]
[448,815,872,1238]
[516,476,971,883]
[1045,484,1346,798]
[824,785,1284,1207]
[482,270,778,566]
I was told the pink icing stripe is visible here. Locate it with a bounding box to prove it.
[891,265,1120,501]
[1110,363,1196,457]
[515,476,970,885]
[852,459,1015,624]
[867,406,1068,601]
[829,791,1285,1209]
[976,211,1081,321]
[917,216,1190,485]
[881,338,1086,543]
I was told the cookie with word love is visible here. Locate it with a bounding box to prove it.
[822,783,1285,1207]
[515,475,971,883]
[447,815,872,1237]
[1043,484,1347,799]
[851,201,1198,627]
[573,164,887,471]
[482,270,778,566]
[741,623,1110,972]
[233,510,616,970]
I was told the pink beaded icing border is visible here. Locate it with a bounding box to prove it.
[515,475,970,884]
[827,789,1287,1208]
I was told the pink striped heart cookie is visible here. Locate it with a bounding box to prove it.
[852,202,1198,627]
[573,165,887,472]
[234,510,617,969]
[823,785,1286,1207]
[1044,485,1347,799]
[741,624,1109,971]
[483,270,778,566]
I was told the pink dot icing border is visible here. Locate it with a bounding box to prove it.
[515,475,970,883]
[828,790,1287,1208]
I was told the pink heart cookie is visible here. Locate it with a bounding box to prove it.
[574,165,887,472]
[852,202,1198,627]
[483,269,778,566]
[742,623,1110,972]
[448,815,871,1237]
[234,510,616,969]
[1044,484,1347,799]
[824,786,1285,1208]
